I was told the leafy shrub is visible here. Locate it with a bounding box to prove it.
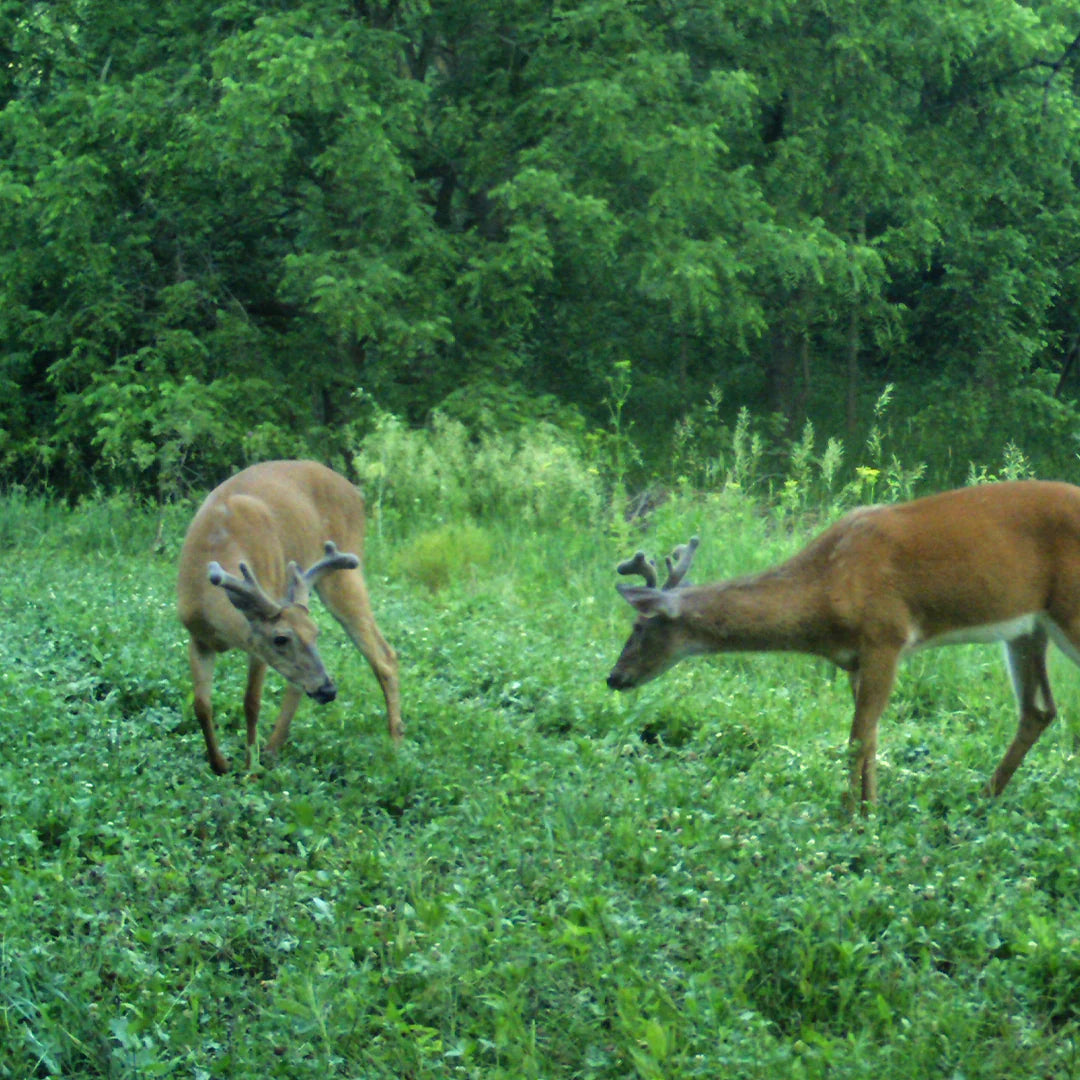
[469,423,603,526]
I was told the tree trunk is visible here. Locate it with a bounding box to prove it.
[795,332,811,424]
[766,326,797,430]
[846,306,860,437]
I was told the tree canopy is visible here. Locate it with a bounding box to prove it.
[2,0,1080,495]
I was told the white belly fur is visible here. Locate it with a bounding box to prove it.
[905,612,1080,667]
[911,613,1042,652]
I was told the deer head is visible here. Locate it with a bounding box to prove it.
[207,541,360,703]
[608,536,702,689]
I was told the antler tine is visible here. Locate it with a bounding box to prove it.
[303,540,361,583]
[616,551,659,589]
[287,539,361,606]
[208,560,260,594]
[662,536,700,590]
[207,560,282,619]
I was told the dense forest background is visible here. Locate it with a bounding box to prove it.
[3,0,1080,499]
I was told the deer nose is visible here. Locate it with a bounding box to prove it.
[310,680,337,705]
[607,670,628,691]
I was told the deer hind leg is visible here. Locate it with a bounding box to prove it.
[987,627,1057,796]
[318,573,403,741]
[189,638,230,775]
[846,647,900,810]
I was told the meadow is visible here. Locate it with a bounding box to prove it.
[4,434,1080,1079]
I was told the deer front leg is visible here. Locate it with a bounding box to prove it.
[845,648,900,811]
[243,657,267,771]
[265,684,304,761]
[189,638,230,775]
[320,574,404,741]
[354,620,404,742]
[986,633,1056,796]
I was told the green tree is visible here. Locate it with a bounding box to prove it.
[1,0,1079,495]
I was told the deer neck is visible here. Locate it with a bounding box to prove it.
[678,568,835,657]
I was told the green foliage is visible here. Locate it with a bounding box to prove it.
[5,481,1080,1079]
[437,377,586,437]
[3,2,1080,494]
[75,366,310,499]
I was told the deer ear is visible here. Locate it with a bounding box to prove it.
[616,585,683,619]
[285,561,310,607]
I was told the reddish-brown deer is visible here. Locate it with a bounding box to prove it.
[177,460,402,773]
[608,480,1080,808]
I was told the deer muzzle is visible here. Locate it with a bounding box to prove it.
[310,679,337,705]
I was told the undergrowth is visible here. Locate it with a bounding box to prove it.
[2,418,1078,1079]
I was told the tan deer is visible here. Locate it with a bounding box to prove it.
[608,480,1080,808]
[177,460,402,774]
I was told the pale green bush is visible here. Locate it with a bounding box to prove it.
[469,424,603,526]
[351,411,473,527]
[351,411,603,533]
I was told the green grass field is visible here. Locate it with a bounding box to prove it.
[4,489,1080,1078]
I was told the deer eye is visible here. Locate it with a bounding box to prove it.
[272,633,290,649]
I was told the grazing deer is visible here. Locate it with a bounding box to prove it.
[608,480,1080,808]
[177,460,402,773]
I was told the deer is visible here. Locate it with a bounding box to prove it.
[177,459,402,774]
[608,480,1080,810]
